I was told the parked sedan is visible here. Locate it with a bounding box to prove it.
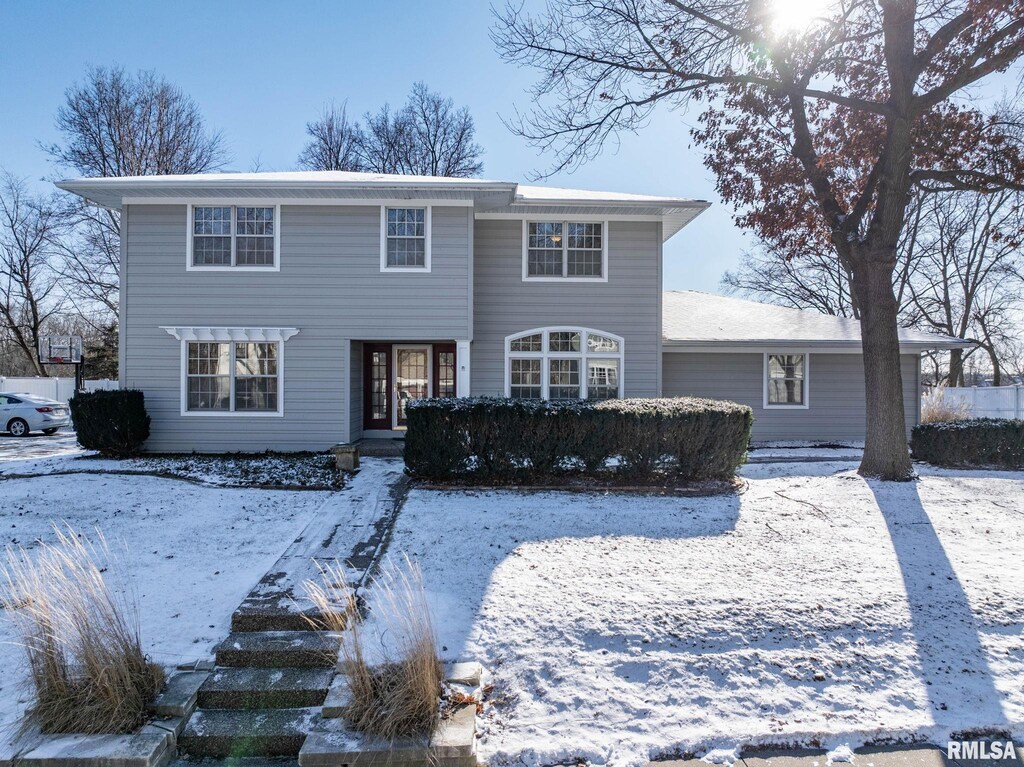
[0,393,71,436]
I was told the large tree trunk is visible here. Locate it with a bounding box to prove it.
[947,347,964,387]
[855,258,914,479]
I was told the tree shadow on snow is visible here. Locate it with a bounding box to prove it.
[867,478,1010,735]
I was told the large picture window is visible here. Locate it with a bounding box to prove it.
[523,221,607,281]
[764,353,809,408]
[505,327,623,400]
[163,327,298,416]
[188,205,279,269]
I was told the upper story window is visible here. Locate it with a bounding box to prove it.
[381,206,431,272]
[505,327,623,401]
[188,205,279,270]
[523,221,608,282]
[764,353,809,409]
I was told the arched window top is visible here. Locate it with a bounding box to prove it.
[504,327,624,401]
[505,327,624,355]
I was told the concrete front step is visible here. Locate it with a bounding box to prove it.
[232,604,337,633]
[199,667,335,710]
[179,707,320,758]
[214,631,340,669]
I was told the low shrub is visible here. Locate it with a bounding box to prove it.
[70,389,151,457]
[1,526,164,735]
[911,418,1024,468]
[404,396,753,483]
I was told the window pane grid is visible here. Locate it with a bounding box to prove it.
[386,208,427,268]
[192,206,276,268]
[548,358,580,400]
[509,358,542,400]
[526,222,603,278]
[186,341,281,412]
[767,354,805,405]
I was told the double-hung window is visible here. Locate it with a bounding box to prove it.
[189,205,279,269]
[164,327,298,416]
[764,353,809,408]
[506,327,623,400]
[381,206,431,271]
[523,221,607,281]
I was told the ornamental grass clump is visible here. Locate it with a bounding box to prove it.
[304,556,443,740]
[1,525,164,735]
[920,385,973,424]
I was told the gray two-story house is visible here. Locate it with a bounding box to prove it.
[58,171,962,451]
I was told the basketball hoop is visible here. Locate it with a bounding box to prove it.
[38,336,82,365]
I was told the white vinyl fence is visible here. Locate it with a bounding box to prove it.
[941,385,1024,420]
[0,377,119,403]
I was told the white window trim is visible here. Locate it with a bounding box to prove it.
[521,219,609,283]
[162,327,298,417]
[763,351,810,409]
[380,205,432,273]
[504,326,624,400]
[186,204,281,272]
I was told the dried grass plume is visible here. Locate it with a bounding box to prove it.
[1,525,164,735]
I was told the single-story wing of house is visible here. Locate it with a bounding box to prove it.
[661,290,966,442]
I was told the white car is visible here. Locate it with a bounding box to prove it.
[0,392,71,436]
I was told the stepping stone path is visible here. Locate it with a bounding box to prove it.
[175,460,408,763]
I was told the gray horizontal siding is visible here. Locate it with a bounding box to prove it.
[662,351,920,442]
[472,219,661,396]
[123,203,470,452]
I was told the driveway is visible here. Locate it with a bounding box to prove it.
[0,429,83,463]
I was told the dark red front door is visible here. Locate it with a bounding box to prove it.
[363,343,457,431]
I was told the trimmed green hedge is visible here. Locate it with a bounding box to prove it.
[69,389,151,457]
[404,396,753,483]
[911,418,1024,468]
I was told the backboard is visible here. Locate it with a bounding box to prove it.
[39,335,83,364]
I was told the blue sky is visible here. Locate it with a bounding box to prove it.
[0,0,742,292]
[6,3,1015,297]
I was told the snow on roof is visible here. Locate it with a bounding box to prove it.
[515,183,702,205]
[663,290,967,349]
[59,170,509,187]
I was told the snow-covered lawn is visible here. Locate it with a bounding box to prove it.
[0,470,333,757]
[373,461,1024,767]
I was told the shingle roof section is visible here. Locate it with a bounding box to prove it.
[662,290,966,349]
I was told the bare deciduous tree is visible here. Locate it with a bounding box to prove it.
[493,0,1024,478]
[905,188,1024,386]
[0,173,66,376]
[297,83,484,177]
[297,102,364,172]
[45,66,226,318]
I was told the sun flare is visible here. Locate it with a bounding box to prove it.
[768,0,834,35]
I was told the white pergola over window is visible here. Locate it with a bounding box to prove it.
[505,327,624,401]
